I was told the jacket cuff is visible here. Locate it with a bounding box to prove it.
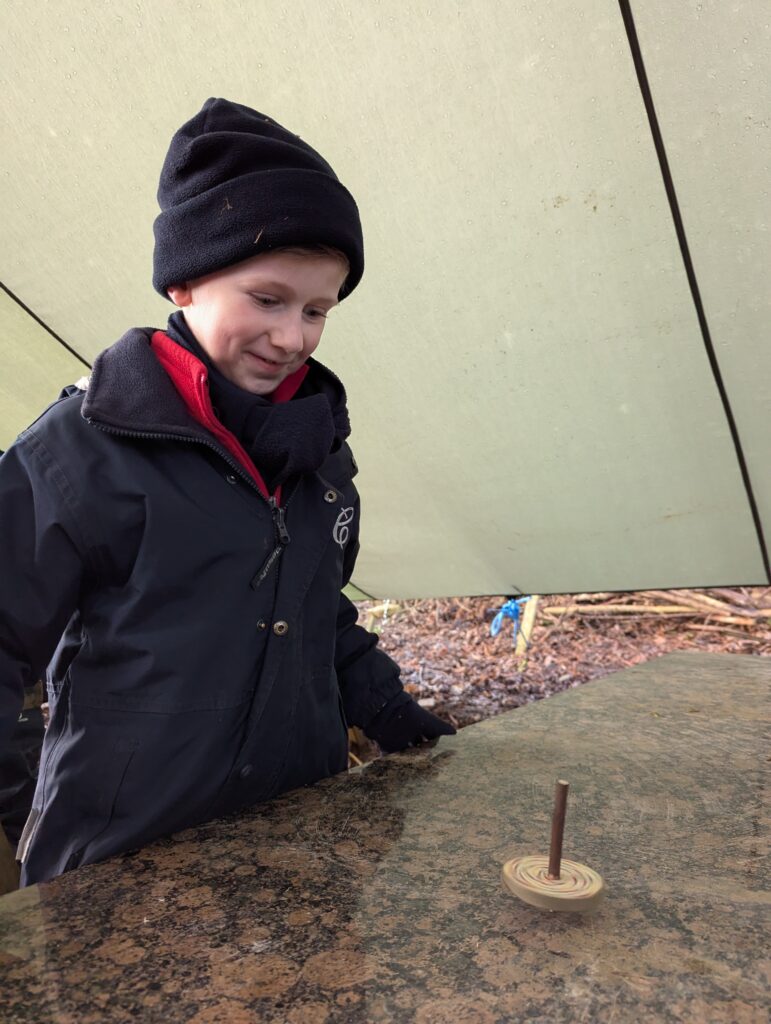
[341,664,404,729]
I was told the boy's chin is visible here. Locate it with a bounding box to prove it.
[235,372,286,396]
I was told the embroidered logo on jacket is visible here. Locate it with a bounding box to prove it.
[333,507,355,548]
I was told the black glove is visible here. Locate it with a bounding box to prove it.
[363,691,456,753]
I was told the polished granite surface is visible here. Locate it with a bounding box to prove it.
[0,652,768,1023]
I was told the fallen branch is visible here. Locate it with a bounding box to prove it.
[648,589,770,619]
[363,602,403,633]
[687,624,760,639]
[539,602,758,627]
[542,603,709,616]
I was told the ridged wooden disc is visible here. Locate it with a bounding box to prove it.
[502,855,605,912]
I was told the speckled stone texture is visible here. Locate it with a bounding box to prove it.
[0,652,768,1023]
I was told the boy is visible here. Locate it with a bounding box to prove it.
[0,98,454,887]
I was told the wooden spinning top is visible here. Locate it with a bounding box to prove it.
[502,780,605,912]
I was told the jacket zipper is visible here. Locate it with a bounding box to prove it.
[250,496,292,590]
[87,419,294,588]
[88,420,264,497]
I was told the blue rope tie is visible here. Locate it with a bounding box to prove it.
[490,597,530,645]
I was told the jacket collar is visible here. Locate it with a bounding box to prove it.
[80,328,350,501]
[82,328,206,438]
[82,327,317,436]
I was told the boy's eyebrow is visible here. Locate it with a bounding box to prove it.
[244,279,339,306]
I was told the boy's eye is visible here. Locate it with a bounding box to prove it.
[252,295,279,307]
[306,308,328,321]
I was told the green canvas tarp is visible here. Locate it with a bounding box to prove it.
[1,1,768,596]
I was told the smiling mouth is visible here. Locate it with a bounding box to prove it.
[246,352,288,372]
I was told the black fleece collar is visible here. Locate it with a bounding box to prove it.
[82,328,202,438]
[81,328,351,490]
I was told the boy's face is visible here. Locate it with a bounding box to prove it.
[167,251,348,395]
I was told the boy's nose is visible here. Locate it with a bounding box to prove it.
[272,315,305,355]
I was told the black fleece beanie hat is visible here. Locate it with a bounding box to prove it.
[152,97,364,300]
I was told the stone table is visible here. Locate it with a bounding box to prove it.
[0,652,768,1023]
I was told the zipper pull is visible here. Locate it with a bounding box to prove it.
[250,498,290,589]
[269,496,290,545]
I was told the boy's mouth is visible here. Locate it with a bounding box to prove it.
[246,351,287,373]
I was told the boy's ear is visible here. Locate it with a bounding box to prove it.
[166,283,192,307]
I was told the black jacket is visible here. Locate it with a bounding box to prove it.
[0,328,402,885]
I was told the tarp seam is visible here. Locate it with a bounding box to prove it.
[0,281,91,371]
[618,0,770,584]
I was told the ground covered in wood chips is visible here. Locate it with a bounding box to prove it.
[356,588,771,730]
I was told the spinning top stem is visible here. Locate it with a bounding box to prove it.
[547,780,569,880]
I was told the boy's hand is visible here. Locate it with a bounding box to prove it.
[363,691,456,753]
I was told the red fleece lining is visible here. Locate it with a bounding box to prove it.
[150,331,308,503]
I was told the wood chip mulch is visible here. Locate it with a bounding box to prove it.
[356,588,771,730]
